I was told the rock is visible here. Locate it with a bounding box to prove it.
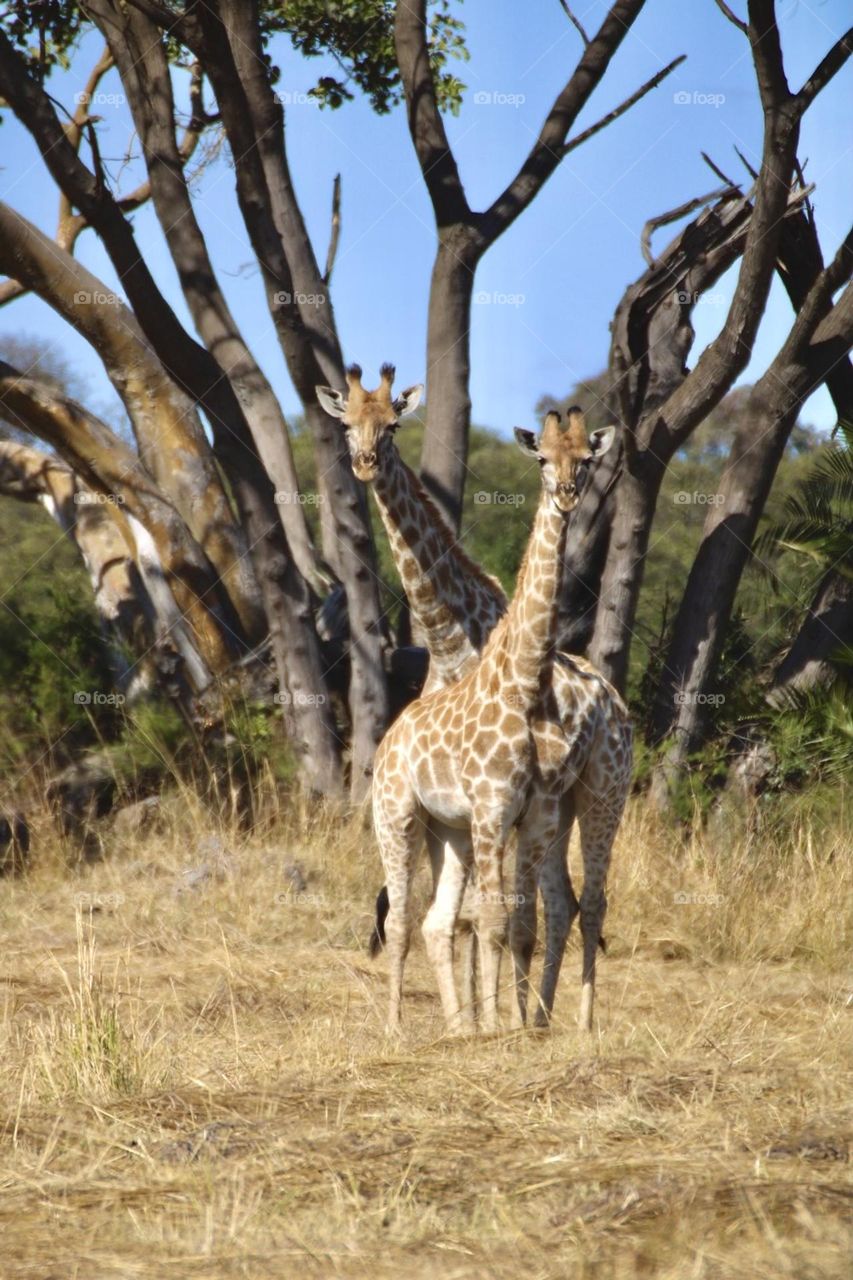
[47,755,116,856]
[112,796,163,840]
[282,861,308,893]
[174,837,234,895]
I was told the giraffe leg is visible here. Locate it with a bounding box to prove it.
[374,803,423,1036]
[575,780,624,1033]
[425,822,477,1032]
[457,921,478,1031]
[508,832,538,1030]
[472,821,509,1034]
[421,826,473,1035]
[535,790,579,1028]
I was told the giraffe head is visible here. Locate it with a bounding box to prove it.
[514,407,615,514]
[316,364,423,482]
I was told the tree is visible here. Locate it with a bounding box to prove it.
[649,219,853,799]
[395,0,684,529]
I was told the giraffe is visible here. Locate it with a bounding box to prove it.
[372,407,627,1033]
[319,369,630,1033]
[318,367,631,1030]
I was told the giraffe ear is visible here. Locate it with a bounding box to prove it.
[316,385,347,419]
[589,425,616,458]
[514,427,540,457]
[392,384,423,418]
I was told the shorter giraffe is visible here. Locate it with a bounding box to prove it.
[372,409,625,1034]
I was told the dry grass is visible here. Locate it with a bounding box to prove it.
[1,793,851,1279]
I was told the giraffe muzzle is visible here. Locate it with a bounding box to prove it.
[353,451,379,478]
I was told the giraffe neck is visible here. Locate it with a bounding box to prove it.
[371,442,506,687]
[498,492,568,710]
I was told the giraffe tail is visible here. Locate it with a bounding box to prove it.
[368,884,389,957]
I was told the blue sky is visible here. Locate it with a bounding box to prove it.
[1,0,850,439]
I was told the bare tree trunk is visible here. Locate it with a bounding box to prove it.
[85,0,325,594]
[420,237,477,527]
[189,0,390,798]
[769,570,853,704]
[648,234,853,795]
[0,440,154,686]
[0,202,263,643]
[0,369,227,683]
[0,43,346,793]
[588,456,666,687]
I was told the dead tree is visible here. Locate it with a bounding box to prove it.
[649,213,853,798]
[583,2,852,693]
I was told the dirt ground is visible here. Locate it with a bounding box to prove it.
[1,799,850,1278]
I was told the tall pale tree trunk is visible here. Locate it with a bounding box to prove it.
[0,42,346,794]
[0,440,154,688]
[0,202,262,643]
[0,368,229,682]
[189,0,390,798]
[85,0,324,594]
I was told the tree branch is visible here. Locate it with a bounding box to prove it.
[641,183,737,267]
[796,25,853,115]
[714,0,748,34]
[0,42,207,311]
[323,173,342,285]
[394,0,470,225]
[478,0,649,240]
[562,54,686,159]
[557,1,590,45]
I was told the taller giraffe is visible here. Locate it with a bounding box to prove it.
[368,408,625,1033]
[318,367,631,1029]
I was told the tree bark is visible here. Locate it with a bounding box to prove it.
[648,235,853,789]
[0,39,345,793]
[588,455,666,686]
[190,0,390,798]
[0,439,154,687]
[84,0,325,594]
[769,570,853,703]
[0,201,262,643]
[420,234,478,526]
